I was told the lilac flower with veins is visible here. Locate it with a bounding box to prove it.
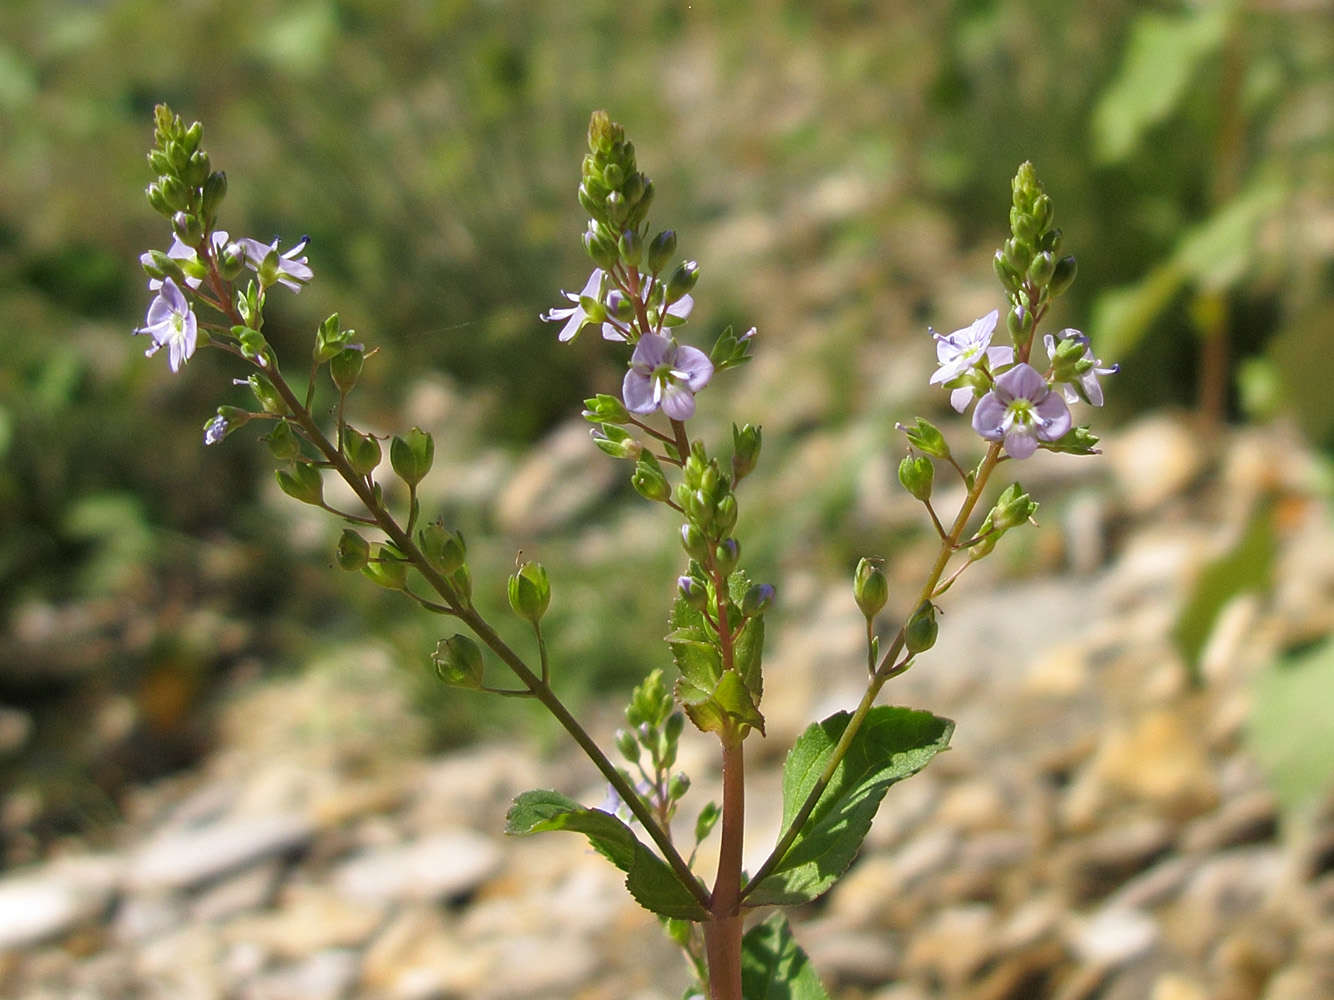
[136,277,198,373]
[144,231,231,291]
[601,289,694,343]
[622,333,714,421]
[930,309,1015,412]
[1044,330,1119,407]
[972,362,1072,460]
[541,269,605,342]
[237,236,313,292]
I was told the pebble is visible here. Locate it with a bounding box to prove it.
[332,829,501,903]
[126,812,316,892]
[0,856,119,951]
[1068,905,1159,965]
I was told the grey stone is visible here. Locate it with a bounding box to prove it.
[127,812,315,892]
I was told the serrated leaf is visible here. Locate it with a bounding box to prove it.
[505,790,707,920]
[733,616,765,702]
[740,913,830,1000]
[745,706,953,907]
[682,695,727,735]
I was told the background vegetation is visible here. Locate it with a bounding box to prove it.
[0,0,1329,860]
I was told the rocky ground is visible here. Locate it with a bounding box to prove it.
[2,414,1334,1000]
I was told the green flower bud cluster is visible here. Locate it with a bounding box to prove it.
[145,105,227,242]
[580,110,659,271]
[614,669,691,822]
[993,162,1077,348]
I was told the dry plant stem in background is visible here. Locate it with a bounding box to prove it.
[132,106,1115,1000]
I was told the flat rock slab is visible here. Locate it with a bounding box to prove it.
[127,812,316,892]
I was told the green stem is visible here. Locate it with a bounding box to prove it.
[740,440,1004,902]
[259,362,711,913]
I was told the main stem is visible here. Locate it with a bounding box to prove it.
[705,733,746,1000]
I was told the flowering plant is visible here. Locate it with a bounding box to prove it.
[133,105,1113,999]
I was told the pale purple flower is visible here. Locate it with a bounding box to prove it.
[541,269,604,342]
[1044,329,1119,406]
[930,309,1015,412]
[203,413,228,446]
[237,236,313,292]
[972,363,1071,460]
[136,278,198,373]
[601,289,694,342]
[144,231,230,291]
[622,333,714,421]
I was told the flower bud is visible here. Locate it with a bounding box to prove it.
[592,424,642,460]
[1007,304,1032,343]
[993,250,1022,293]
[714,538,740,576]
[617,229,643,268]
[631,452,671,503]
[173,211,203,245]
[1049,254,1077,297]
[731,423,762,481]
[648,230,677,274]
[217,242,246,281]
[141,249,184,284]
[664,260,699,304]
[276,463,323,506]
[583,393,631,425]
[678,575,709,611]
[897,418,950,460]
[904,601,939,655]
[990,483,1037,532]
[898,454,934,502]
[1027,250,1056,287]
[450,563,473,604]
[201,170,228,220]
[342,428,381,478]
[203,406,250,446]
[714,494,738,534]
[664,709,685,743]
[419,522,467,576]
[329,347,364,393]
[508,561,551,624]
[668,772,691,800]
[237,327,270,365]
[265,419,302,460]
[854,558,888,620]
[695,801,721,843]
[390,427,434,487]
[615,728,640,760]
[433,635,485,689]
[742,583,775,618]
[336,529,370,571]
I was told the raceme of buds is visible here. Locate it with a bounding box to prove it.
[433,635,485,690]
[854,558,889,620]
[390,427,434,487]
[898,454,934,502]
[508,561,551,624]
[336,529,370,572]
[904,601,939,655]
[276,463,323,506]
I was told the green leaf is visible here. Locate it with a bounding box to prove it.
[1248,637,1334,822]
[1089,261,1186,363]
[505,790,707,920]
[740,913,830,1000]
[713,669,765,735]
[1174,179,1286,292]
[1172,499,1275,684]
[745,706,953,907]
[1092,4,1231,163]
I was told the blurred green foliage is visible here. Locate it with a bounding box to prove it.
[0,0,1329,851]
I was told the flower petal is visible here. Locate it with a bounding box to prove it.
[622,370,657,413]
